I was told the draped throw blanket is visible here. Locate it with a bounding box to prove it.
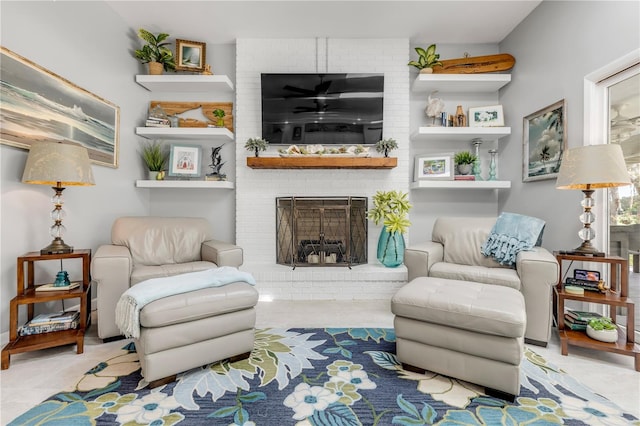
[115,267,256,339]
[481,212,545,266]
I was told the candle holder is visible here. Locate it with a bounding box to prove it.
[488,149,497,181]
[472,138,483,180]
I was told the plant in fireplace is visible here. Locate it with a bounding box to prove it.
[367,190,411,267]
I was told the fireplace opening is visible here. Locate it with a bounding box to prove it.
[276,197,367,268]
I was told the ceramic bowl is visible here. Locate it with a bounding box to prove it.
[586,324,618,343]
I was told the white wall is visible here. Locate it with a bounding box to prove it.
[0,1,148,335]
[498,1,640,252]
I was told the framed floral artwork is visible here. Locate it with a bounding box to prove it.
[523,99,567,182]
[414,153,454,181]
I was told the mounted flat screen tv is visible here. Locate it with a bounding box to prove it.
[261,73,383,145]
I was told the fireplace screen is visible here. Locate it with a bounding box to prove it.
[276,197,367,267]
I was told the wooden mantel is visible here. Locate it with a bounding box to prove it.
[246,156,397,169]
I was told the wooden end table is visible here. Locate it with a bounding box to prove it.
[554,252,639,371]
[1,250,91,370]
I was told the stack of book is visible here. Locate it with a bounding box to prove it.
[454,175,476,181]
[19,310,80,336]
[145,116,170,127]
[564,309,603,331]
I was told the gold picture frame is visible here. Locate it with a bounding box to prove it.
[0,46,120,168]
[175,39,206,72]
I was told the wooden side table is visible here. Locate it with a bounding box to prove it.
[1,250,91,369]
[554,252,639,371]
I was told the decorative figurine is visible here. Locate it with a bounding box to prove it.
[206,145,226,181]
[53,270,71,287]
[425,91,445,126]
[454,105,467,127]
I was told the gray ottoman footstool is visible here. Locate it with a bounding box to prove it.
[391,277,526,401]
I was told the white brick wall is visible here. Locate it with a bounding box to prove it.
[236,38,410,299]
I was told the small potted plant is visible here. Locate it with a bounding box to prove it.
[367,190,412,268]
[244,137,269,157]
[454,151,477,175]
[375,138,398,158]
[134,28,176,75]
[212,109,226,127]
[140,141,167,180]
[586,317,618,343]
[407,44,443,74]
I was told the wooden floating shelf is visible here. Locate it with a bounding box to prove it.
[246,157,397,169]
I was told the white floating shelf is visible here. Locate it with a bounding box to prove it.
[135,180,235,189]
[411,126,511,142]
[135,127,234,140]
[135,74,234,92]
[410,180,511,190]
[412,74,511,93]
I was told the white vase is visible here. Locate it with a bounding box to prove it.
[148,171,159,180]
[586,325,618,343]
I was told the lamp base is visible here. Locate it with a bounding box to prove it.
[41,238,73,255]
[564,241,605,257]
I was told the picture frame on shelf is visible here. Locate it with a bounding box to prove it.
[0,47,120,168]
[523,99,566,182]
[414,153,454,181]
[468,105,504,127]
[175,39,206,72]
[168,143,202,177]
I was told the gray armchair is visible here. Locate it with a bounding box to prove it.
[91,217,244,340]
[404,216,559,346]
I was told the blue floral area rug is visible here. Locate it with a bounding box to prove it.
[10,328,639,425]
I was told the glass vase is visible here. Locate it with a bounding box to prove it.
[377,228,405,268]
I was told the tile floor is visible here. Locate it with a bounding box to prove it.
[1,299,639,425]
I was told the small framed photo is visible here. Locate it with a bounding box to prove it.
[469,105,504,127]
[523,99,566,182]
[175,39,206,72]
[414,153,454,181]
[169,144,202,177]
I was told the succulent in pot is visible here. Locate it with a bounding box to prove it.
[586,317,618,343]
[454,150,477,175]
[213,108,226,127]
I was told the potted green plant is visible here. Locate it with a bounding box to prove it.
[212,108,226,127]
[367,190,412,268]
[407,44,443,74]
[454,151,477,175]
[244,137,269,157]
[134,28,176,75]
[375,138,398,158]
[586,317,618,343]
[140,141,167,180]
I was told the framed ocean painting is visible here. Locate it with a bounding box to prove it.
[0,46,120,167]
[523,99,566,182]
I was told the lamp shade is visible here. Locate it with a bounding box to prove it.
[22,141,95,186]
[556,144,631,190]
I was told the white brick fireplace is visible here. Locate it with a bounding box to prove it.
[235,38,410,300]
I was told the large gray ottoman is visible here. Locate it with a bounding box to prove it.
[391,277,526,401]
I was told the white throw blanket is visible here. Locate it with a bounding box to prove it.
[115,267,256,339]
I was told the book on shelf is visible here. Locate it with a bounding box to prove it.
[565,310,603,322]
[28,310,79,325]
[35,281,81,292]
[19,319,79,336]
[454,175,476,181]
[564,314,588,331]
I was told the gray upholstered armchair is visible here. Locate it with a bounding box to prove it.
[404,216,559,346]
[91,216,244,340]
